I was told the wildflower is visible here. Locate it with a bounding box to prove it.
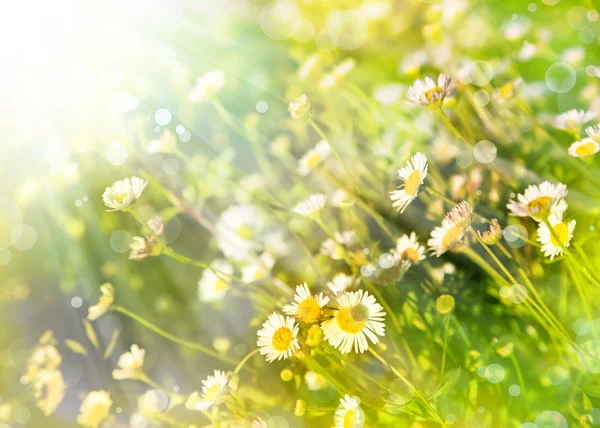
[306,324,324,347]
[331,189,355,208]
[405,73,452,107]
[478,219,502,245]
[112,345,145,380]
[241,252,275,283]
[188,69,225,102]
[298,140,331,176]
[77,390,112,428]
[87,283,114,321]
[283,283,330,324]
[428,219,466,257]
[215,205,260,261]
[185,370,235,410]
[586,124,600,142]
[553,109,596,131]
[146,129,176,153]
[568,138,600,158]
[392,232,426,272]
[293,194,327,218]
[304,371,326,390]
[129,235,161,261]
[288,94,310,119]
[436,294,455,314]
[198,260,233,303]
[321,231,356,260]
[270,134,291,156]
[334,395,365,428]
[147,216,165,235]
[26,332,65,416]
[537,212,576,260]
[321,290,385,354]
[445,201,473,228]
[320,58,355,88]
[295,399,307,417]
[327,273,360,295]
[390,152,428,213]
[507,181,568,222]
[492,78,523,104]
[399,50,427,76]
[102,177,148,211]
[257,312,300,362]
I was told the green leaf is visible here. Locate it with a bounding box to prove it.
[580,385,600,398]
[583,393,593,412]
[429,367,462,399]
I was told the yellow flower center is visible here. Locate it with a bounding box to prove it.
[424,86,443,102]
[296,298,322,323]
[442,226,464,249]
[343,408,358,428]
[214,278,229,291]
[498,83,513,100]
[336,304,369,334]
[526,196,552,214]
[575,141,598,157]
[116,193,128,204]
[401,247,420,263]
[236,224,253,240]
[272,327,293,352]
[550,222,569,247]
[305,152,323,168]
[404,170,422,196]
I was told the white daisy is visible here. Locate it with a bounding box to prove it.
[304,371,326,391]
[77,390,112,428]
[102,177,148,211]
[185,370,235,411]
[405,74,452,107]
[428,219,466,257]
[321,231,356,260]
[188,69,225,102]
[112,345,145,380]
[257,312,300,362]
[87,283,114,321]
[283,283,330,324]
[321,290,386,354]
[537,213,576,260]
[215,205,260,261]
[553,109,596,131]
[492,78,523,104]
[507,181,568,222]
[478,219,502,245]
[399,50,427,75]
[198,260,233,303]
[390,152,428,213]
[241,252,275,284]
[289,94,310,119]
[568,138,600,158]
[298,140,332,176]
[444,201,473,228]
[334,395,365,428]
[586,124,600,142]
[327,273,360,295]
[392,232,426,272]
[293,194,327,218]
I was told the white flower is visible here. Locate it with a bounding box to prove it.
[241,252,275,284]
[399,50,427,75]
[406,74,452,106]
[189,69,225,102]
[537,213,576,260]
[257,313,300,362]
[428,219,466,257]
[289,94,310,119]
[146,129,176,153]
[492,78,523,104]
[444,201,473,228]
[198,260,233,303]
[321,231,356,260]
[298,140,331,176]
[215,205,260,261]
[334,395,365,428]
[586,124,600,142]
[507,181,568,222]
[568,137,600,158]
[390,152,428,213]
[102,177,147,211]
[553,109,596,131]
[112,345,145,380]
[304,371,326,390]
[87,283,114,321]
[283,283,330,324]
[327,273,360,295]
[293,194,327,218]
[77,390,112,428]
[373,84,404,105]
[185,370,235,411]
[392,232,426,272]
[321,290,385,354]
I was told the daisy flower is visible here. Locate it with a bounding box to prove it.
[198,260,233,303]
[537,213,576,260]
[506,181,568,222]
[77,390,112,428]
[293,194,327,218]
[321,290,386,354]
[405,73,452,107]
[102,177,147,211]
[399,50,427,76]
[186,370,236,411]
[241,252,275,284]
[112,344,145,380]
[288,94,310,119]
[428,219,466,257]
[478,219,502,245]
[215,205,260,261]
[553,109,596,131]
[257,312,300,362]
[492,78,523,104]
[321,231,356,260]
[568,138,600,158]
[334,395,365,428]
[298,140,331,176]
[129,235,160,261]
[444,201,473,228]
[304,371,326,390]
[392,232,426,271]
[327,273,360,295]
[188,69,225,102]
[283,283,330,324]
[586,124,600,142]
[87,283,114,321]
[390,152,428,213]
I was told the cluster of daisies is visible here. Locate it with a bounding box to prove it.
[553,109,600,159]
